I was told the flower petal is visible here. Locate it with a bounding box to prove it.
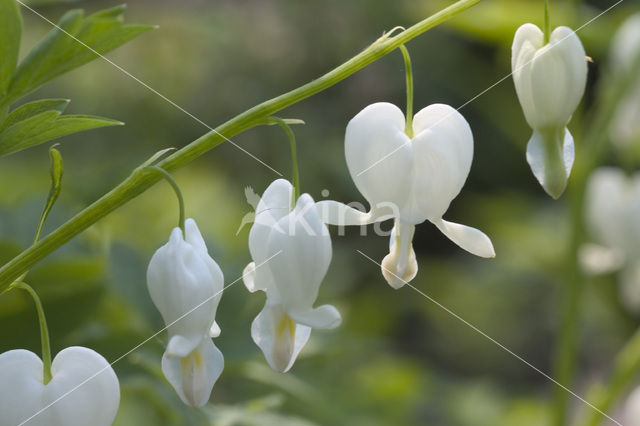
[288,304,342,330]
[512,23,545,129]
[526,127,574,199]
[47,347,120,426]
[432,218,496,258]
[162,336,224,407]
[266,194,332,316]
[406,104,474,222]
[250,179,294,262]
[381,221,417,289]
[345,102,413,210]
[185,218,225,337]
[0,349,48,426]
[512,24,587,130]
[0,348,120,426]
[247,179,293,295]
[579,243,626,275]
[147,227,218,354]
[209,322,221,338]
[251,302,311,373]
[185,218,224,294]
[315,199,378,226]
[585,168,636,251]
[542,26,588,125]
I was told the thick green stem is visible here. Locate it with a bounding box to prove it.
[16,282,52,384]
[145,166,185,233]
[0,0,484,291]
[399,45,414,138]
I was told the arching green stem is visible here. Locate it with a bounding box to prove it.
[399,45,414,138]
[267,116,301,202]
[543,0,551,44]
[16,282,52,384]
[145,166,185,233]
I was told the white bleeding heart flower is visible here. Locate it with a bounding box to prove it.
[243,179,340,372]
[147,218,224,407]
[583,168,640,313]
[624,386,640,426]
[511,23,588,199]
[609,13,640,149]
[316,102,494,289]
[0,346,120,426]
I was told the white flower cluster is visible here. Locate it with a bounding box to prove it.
[8,8,640,426]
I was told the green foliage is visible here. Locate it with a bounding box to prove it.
[0,99,121,156]
[5,5,153,105]
[0,2,151,156]
[0,0,21,99]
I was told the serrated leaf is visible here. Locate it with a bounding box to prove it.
[0,0,22,97]
[0,110,122,156]
[1,98,69,130]
[5,4,153,104]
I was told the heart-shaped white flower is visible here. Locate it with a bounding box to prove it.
[512,23,588,198]
[0,346,120,426]
[243,179,340,372]
[317,102,494,288]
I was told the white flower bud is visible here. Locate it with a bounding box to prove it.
[147,218,224,406]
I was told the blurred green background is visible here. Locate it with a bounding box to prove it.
[0,0,638,425]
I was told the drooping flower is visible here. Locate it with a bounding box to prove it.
[583,168,640,313]
[511,23,588,198]
[243,179,341,372]
[0,346,120,426]
[609,13,640,150]
[316,102,495,289]
[147,218,224,407]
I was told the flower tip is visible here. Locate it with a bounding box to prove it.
[543,181,567,200]
[382,273,407,290]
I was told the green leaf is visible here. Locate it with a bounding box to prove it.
[0,109,122,156]
[5,4,153,104]
[1,98,69,130]
[0,0,22,97]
